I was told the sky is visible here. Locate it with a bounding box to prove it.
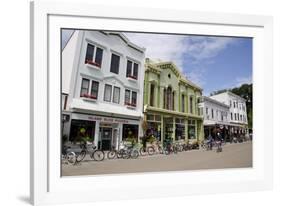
[62,30,252,96]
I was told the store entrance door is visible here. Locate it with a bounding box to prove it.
[100,127,112,151]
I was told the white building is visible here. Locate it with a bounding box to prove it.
[199,96,230,139]
[62,30,146,150]
[209,91,248,137]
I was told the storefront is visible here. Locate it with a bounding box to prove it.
[66,113,141,150]
[145,112,203,143]
[146,114,162,141]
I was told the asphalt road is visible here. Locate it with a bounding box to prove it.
[62,141,252,176]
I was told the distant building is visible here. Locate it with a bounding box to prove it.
[62,30,145,150]
[143,59,204,143]
[209,91,248,139]
[199,96,230,140]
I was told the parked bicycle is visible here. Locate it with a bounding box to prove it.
[76,142,105,162]
[62,145,76,165]
[140,141,163,156]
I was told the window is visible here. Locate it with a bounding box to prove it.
[113,86,120,103]
[125,89,130,105]
[175,118,185,140]
[110,53,120,74]
[211,109,214,119]
[122,124,139,141]
[188,119,196,139]
[126,60,139,80]
[230,100,232,107]
[150,84,155,106]
[85,43,103,67]
[104,84,112,102]
[124,90,137,107]
[206,107,208,115]
[132,91,137,106]
[181,94,185,112]
[231,112,233,120]
[165,86,173,110]
[240,114,242,121]
[80,78,90,97]
[90,81,99,99]
[189,96,193,113]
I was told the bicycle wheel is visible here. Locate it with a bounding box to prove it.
[91,150,105,161]
[158,146,164,154]
[117,149,125,158]
[147,146,155,155]
[66,152,76,165]
[107,150,116,159]
[76,150,86,162]
[122,150,130,159]
[130,150,139,159]
[139,147,147,156]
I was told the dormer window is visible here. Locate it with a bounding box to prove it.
[85,43,103,68]
[126,60,139,80]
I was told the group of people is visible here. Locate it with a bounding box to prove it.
[206,131,223,151]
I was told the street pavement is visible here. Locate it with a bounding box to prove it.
[62,141,252,176]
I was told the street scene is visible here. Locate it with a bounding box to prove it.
[62,141,252,176]
[61,29,253,176]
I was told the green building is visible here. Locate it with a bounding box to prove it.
[143,59,204,144]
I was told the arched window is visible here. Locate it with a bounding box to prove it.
[167,86,173,110]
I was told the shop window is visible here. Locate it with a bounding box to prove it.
[69,119,96,143]
[113,86,120,104]
[175,118,185,140]
[110,53,120,74]
[85,43,103,68]
[147,121,161,141]
[122,124,139,142]
[188,119,196,139]
[104,84,112,102]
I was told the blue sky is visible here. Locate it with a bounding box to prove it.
[125,32,252,96]
[62,30,252,96]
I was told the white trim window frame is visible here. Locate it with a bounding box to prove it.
[126,58,139,80]
[80,77,99,100]
[124,89,137,107]
[84,42,104,68]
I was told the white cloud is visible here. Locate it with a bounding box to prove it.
[125,33,187,70]
[235,76,252,87]
[125,33,237,68]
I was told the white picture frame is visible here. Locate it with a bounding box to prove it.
[30,0,273,205]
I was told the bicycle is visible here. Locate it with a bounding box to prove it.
[62,145,76,165]
[76,142,105,162]
[140,141,163,156]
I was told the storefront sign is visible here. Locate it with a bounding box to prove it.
[87,116,129,124]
